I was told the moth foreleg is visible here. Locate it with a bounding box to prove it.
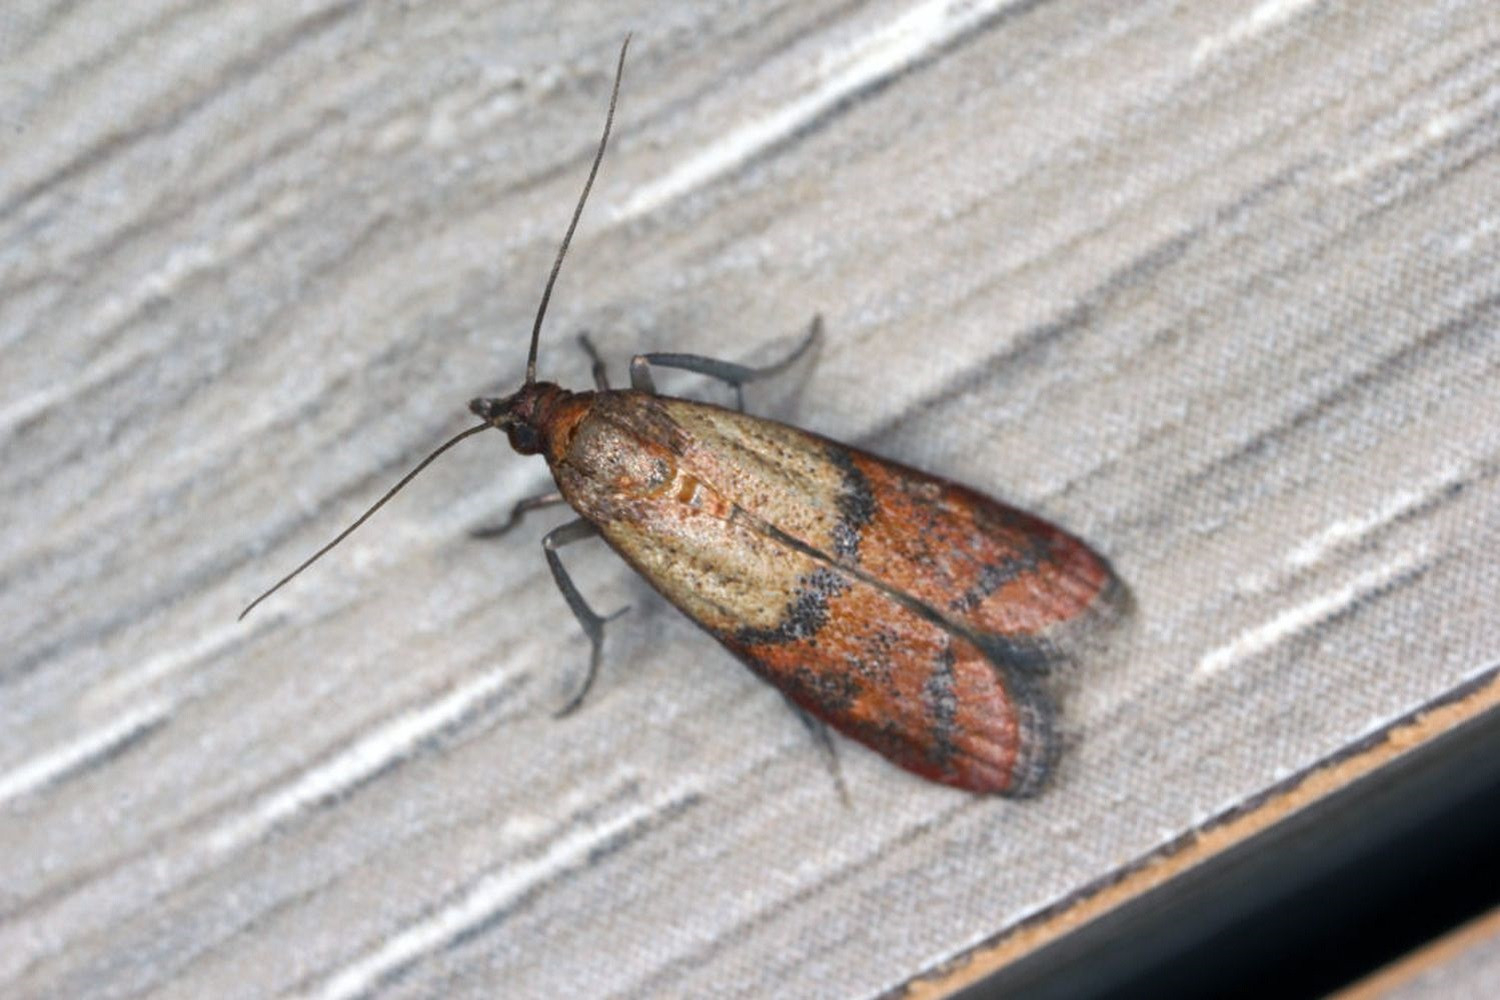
[576,332,611,390]
[629,315,823,411]
[542,518,630,716]
[470,491,565,539]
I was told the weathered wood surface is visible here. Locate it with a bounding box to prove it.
[3,2,1498,997]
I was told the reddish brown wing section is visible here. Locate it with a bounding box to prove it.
[548,392,1122,795]
[843,451,1122,653]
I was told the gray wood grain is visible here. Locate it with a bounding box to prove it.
[3,1,1499,997]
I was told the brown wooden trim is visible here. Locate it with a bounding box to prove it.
[1332,903,1500,1000]
[903,666,1500,998]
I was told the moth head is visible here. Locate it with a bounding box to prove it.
[469,384,550,455]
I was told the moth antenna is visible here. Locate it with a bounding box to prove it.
[525,34,630,385]
[239,423,491,620]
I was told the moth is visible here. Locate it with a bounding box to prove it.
[243,37,1127,796]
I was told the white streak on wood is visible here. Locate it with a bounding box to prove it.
[1333,85,1499,184]
[1239,460,1468,595]
[206,665,519,856]
[1191,0,1321,66]
[0,191,304,437]
[0,697,173,806]
[93,620,256,703]
[615,0,1029,222]
[0,340,156,440]
[298,792,683,1000]
[1282,467,1459,574]
[1198,545,1429,678]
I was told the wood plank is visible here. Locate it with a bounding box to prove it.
[3,2,1499,996]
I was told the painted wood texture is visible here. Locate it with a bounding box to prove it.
[3,2,1499,997]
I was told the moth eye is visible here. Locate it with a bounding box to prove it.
[509,422,542,454]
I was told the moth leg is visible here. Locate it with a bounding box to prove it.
[629,314,823,411]
[577,332,611,390]
[543,518,630,717]
[471,491,565,539]
[788,700,851,806]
